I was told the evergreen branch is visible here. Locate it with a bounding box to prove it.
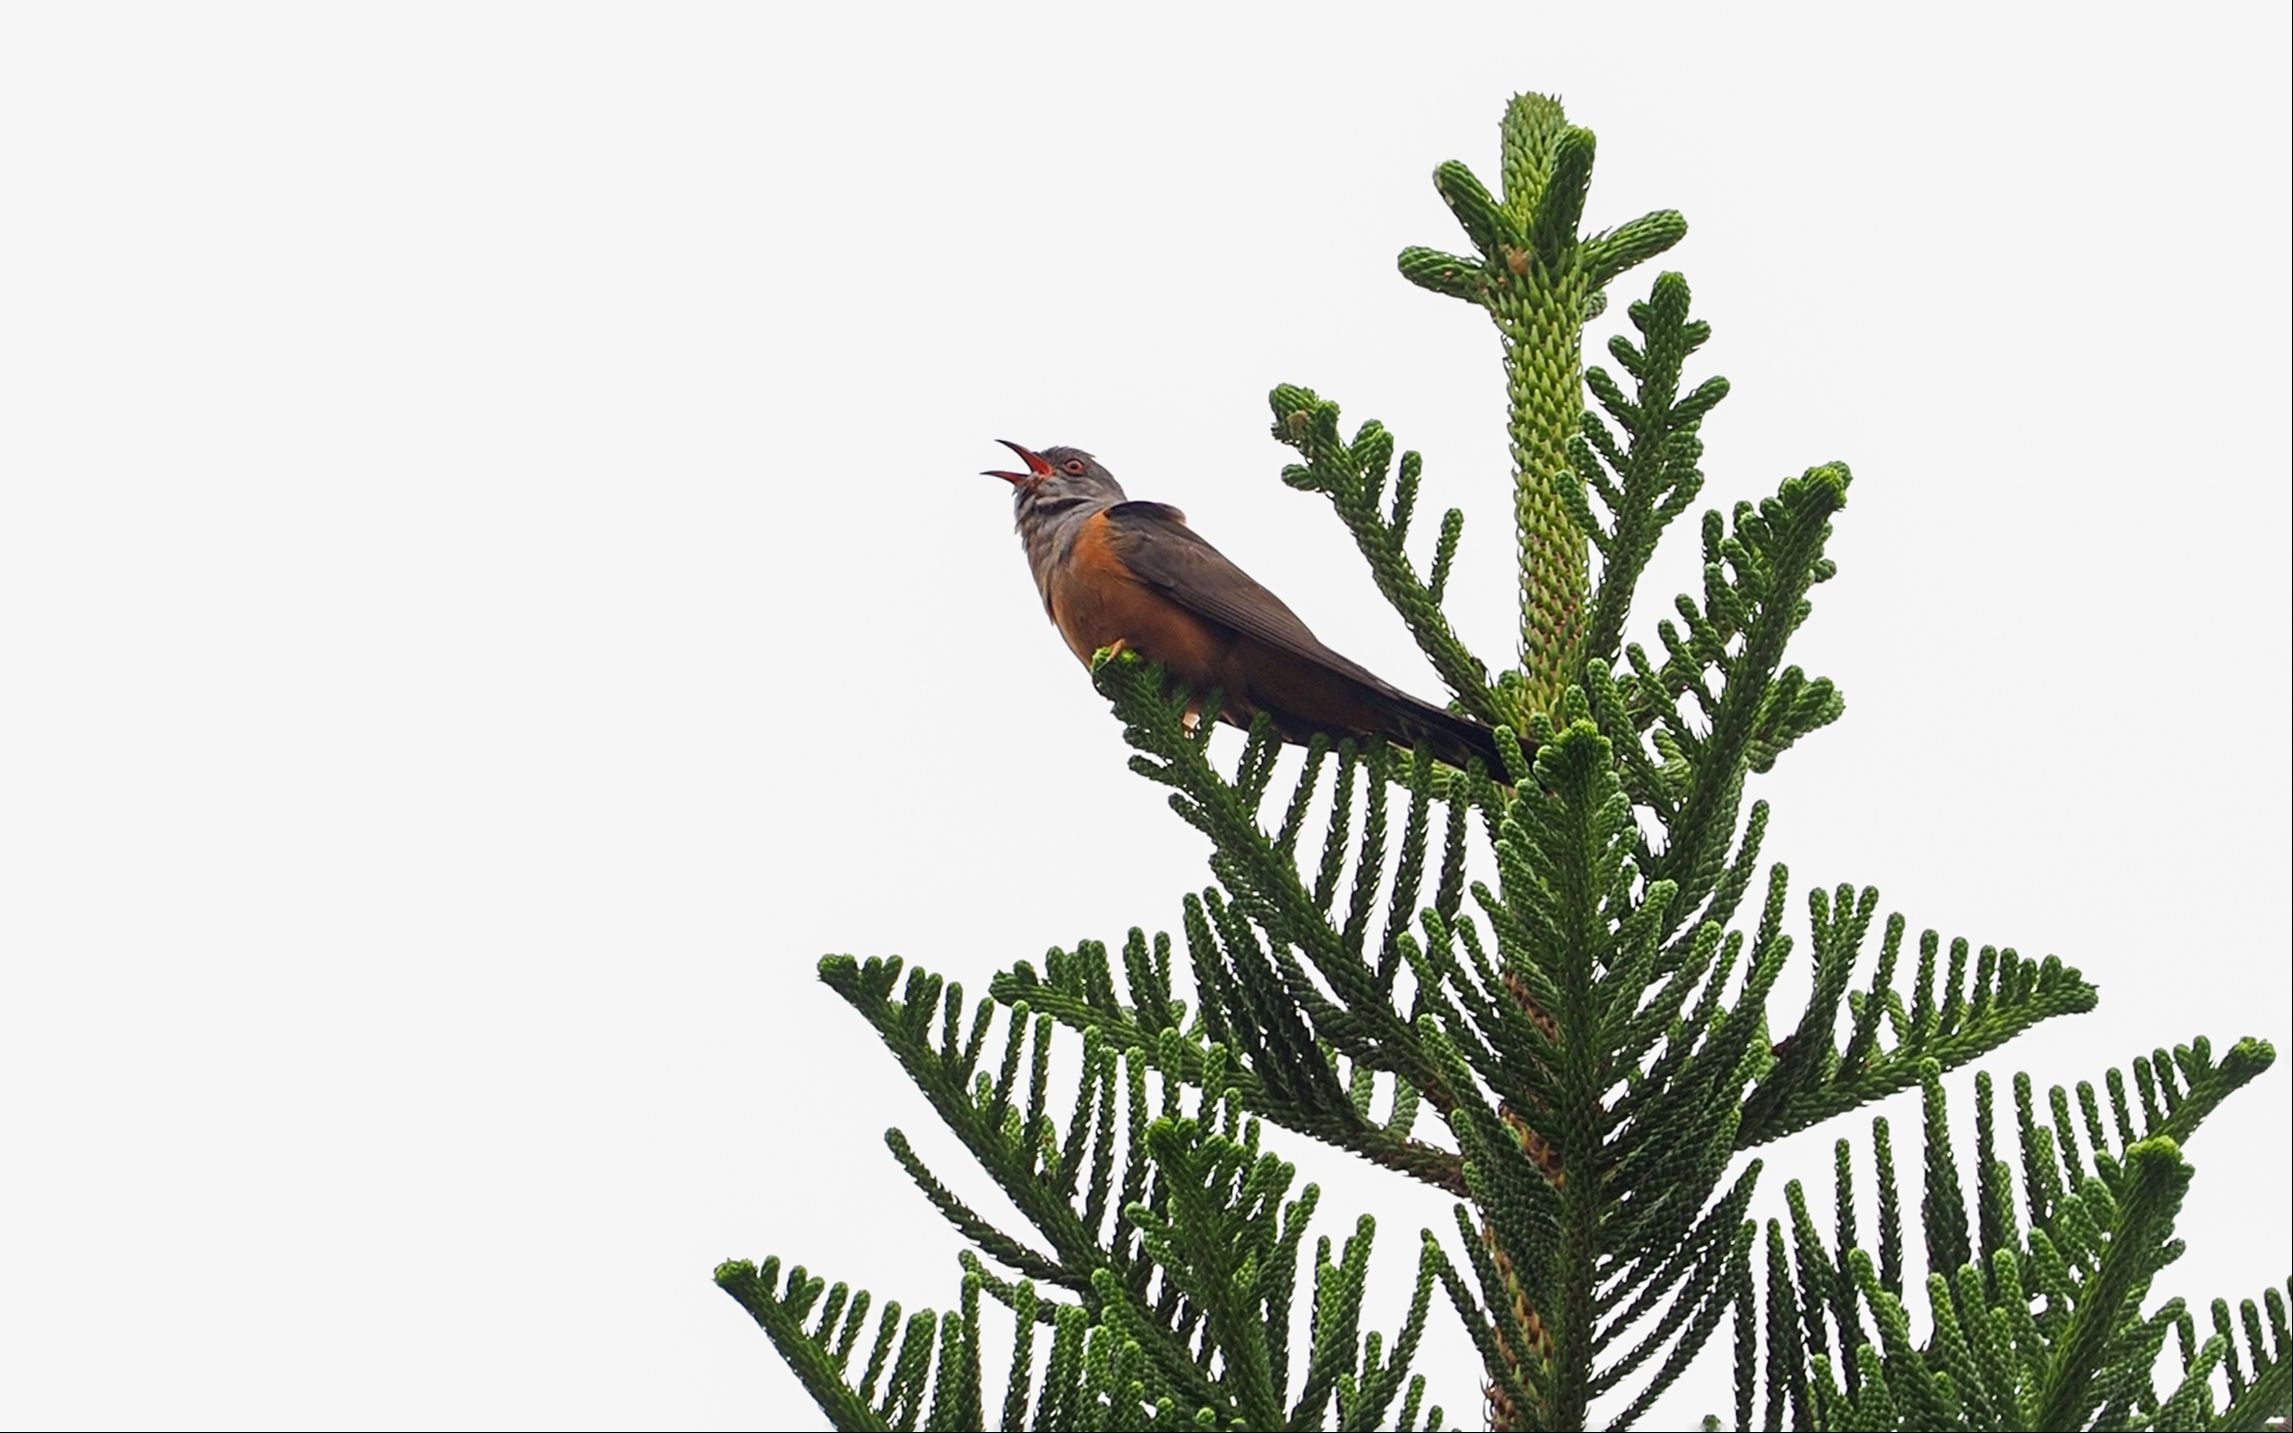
[990,652,1523,1200]
[1269,386,1501,724]
[803,954,1450,1430]
[816,956,1241,1412]
[1736,900,2100,1148]
[2214,1283,2292,1431]
[1851,1248,1965,1429]
[1781,1180,1838,1392]
[885,1129,1069,1288]
[926,1279,985,1433]
[1398,246,1492,305]
[1744,1038,2281,1433]
[713,1259,1218,1433]
[1645,464,1851,906]
[881,1306,938,1429]
[996,940,1469,1197]
[1729,1230,1766,1432]
[2024,1039,2276,1221]
[1582,212,1690,289]
[1573,272,1723,665]
[1761,1218,1815,1431]
[1529,128,1594,263]
[1292,1215,1379,1427]
[1607,865,1793,1203]
[1128,1117,1292,1429]
[960,1251,1076,1327]
[1435,159,1523,259]
[1594,1186,1760,1395]
[1425,1013,1564,1288]
[2156,1328,2231,1431]
[1651,795,1767,973]
[1599,1221,1755,1432]
[1428,1217,1548,1423]
[1092,652,1442,1074]
[997,1285,1043,1430]
[1403,913,1559,1119]
[1344,1238,1445,1430]
[717,1258,895,1431]
[1593,1161,1763,1360]
[2212,1281,2293,1432]
[2035,1138,2195,1431]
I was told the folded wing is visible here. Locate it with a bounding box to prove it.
[1101,502,1503,773]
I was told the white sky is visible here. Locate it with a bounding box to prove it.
[3,5,2286,1430]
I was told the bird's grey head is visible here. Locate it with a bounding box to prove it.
[983,441,1127,530]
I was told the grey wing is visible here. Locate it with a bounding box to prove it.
[1101,502,1395,690]
[1104,502,1507,773]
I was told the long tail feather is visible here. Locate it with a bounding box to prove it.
[1365,689,1511,778]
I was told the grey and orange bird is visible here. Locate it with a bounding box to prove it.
[984,440,1505,774]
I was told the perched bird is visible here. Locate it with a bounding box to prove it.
[984,440,1504,774]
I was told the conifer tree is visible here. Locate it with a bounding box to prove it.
[715,93,2290,1433]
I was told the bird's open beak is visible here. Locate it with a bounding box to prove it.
[983,439,1054,487]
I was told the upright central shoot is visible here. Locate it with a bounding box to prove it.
[1397,94,1685,722]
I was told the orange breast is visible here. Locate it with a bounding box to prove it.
[1047,511,1232,689]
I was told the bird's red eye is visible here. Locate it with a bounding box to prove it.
[1063,458,1086,475]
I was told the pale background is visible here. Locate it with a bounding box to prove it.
[3,4,2286,1430]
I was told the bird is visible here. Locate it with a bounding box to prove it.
[983,440,1506,775]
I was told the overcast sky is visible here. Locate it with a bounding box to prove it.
[3,5,2286,1430]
